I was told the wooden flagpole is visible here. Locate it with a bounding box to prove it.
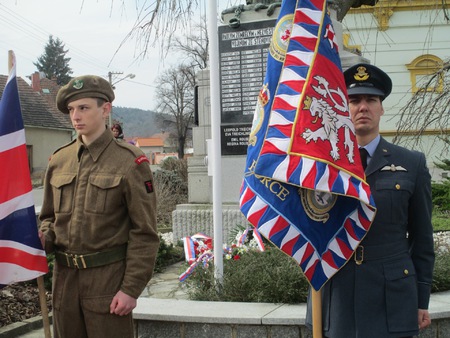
[37,276,52,338]
[8,50,52,338]
[312,289,323,338]
[7,50,13,72]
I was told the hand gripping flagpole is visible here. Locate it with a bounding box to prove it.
[7,50,52,338]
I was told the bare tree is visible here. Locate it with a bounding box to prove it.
[155,64,196,159]
[116,0,200,59]
[392,60,450,154]
[115,0,377,59]
[172,15,209,70]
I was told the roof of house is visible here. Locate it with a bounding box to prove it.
[39,77,61,109]
[150,132,170,141]
[135,137,165,147]
[0,75,72,130]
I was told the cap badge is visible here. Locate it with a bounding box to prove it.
[354,66,369,82]
[73,79,84,90]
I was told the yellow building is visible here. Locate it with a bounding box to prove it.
[343,0,450,180]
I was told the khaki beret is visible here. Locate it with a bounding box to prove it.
[56,75,115,114]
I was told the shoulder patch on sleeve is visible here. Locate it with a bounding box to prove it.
[144,180,154,193]
[135,155,150,165]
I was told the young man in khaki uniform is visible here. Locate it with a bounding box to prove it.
[39,75,160,338]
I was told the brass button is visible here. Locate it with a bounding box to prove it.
[404,269,409,275]
[395,184,401,190]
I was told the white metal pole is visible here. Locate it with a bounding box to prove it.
[206,0,223,284]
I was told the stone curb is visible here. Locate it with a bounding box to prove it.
[0,314,52,338]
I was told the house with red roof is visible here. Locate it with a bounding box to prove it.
[133,137,179,164]
[0,72,73,182]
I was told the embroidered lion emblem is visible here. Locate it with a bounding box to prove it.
[301,76,356,163]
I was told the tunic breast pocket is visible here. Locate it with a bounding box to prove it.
[50,174,76,213]
[86,174,122,213]
[375,178,414,224]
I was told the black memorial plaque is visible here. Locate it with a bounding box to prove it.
[221,124,252,156]
[218,19,276,155]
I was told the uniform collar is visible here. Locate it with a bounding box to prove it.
[364,136,391,176]
[77,128,114,162]
[360,134,380,158]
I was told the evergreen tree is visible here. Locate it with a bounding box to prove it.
[34,35,73,85]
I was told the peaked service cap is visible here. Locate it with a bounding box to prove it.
[56,75,115,114]
[344,63,392,100]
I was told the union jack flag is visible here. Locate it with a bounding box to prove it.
[239,0,376,291]
[0,52,48,287]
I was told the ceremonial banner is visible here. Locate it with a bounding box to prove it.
[0,52,48,287]
[239,0,376,291]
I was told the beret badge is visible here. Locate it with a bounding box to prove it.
[73,79,84,90]
[354,66,369,82]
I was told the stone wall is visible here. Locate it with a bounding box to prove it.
[172,204,248,242]
[133,296,450,338]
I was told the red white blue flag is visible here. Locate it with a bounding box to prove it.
[0,52,48,287]
[239,0,376,291]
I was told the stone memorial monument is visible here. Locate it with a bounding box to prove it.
[172,1,368,242]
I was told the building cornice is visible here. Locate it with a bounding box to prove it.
[349,0,450,31]
[381,129,450,137]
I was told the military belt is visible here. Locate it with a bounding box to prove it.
[55,244,127,269]
[354,240,409,265]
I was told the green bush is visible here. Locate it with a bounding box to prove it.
[154,235,184,273]
[183,248,310,303]
[432,252,450,293]
[159,157,188,182]
[153,159,188,227]
[182,234,450,303]
[431,179,450,211]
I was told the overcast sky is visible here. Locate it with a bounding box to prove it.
[0,0,243,110]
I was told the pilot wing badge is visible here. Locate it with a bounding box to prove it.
[380,164,407,172]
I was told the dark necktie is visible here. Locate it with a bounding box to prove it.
[359,147,368,170]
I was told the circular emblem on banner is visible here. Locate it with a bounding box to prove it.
[249,84,269,146]
[270,14,294,62]
[299,188,337,223]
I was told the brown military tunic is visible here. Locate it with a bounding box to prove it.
[39,128,159,337]
[40,128,159,296]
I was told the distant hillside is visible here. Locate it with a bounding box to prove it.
[112,106,159,138]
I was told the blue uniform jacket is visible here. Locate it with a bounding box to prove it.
[306,137,435,338]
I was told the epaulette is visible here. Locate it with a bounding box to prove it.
[114,140,150,165]
[52,138,76,155]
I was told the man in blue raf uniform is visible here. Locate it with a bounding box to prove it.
[306,64,435,337]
